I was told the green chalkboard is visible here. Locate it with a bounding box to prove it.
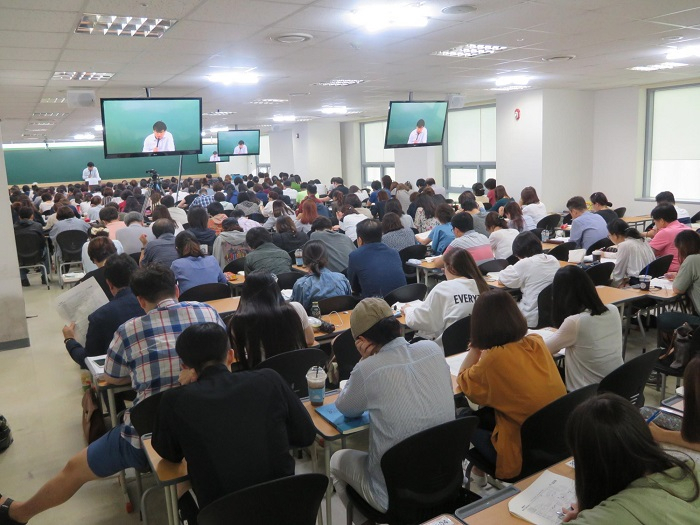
[4,145,216,186]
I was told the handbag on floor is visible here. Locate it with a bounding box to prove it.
[658,322,700,369]
[82,388,107,444]
[0,415,12,452]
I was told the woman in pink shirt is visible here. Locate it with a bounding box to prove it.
[647,203,691,273]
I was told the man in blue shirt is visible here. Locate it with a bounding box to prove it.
[567,196,608,250]
[347,219,406,298]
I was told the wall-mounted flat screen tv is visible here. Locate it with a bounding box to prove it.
[217,129,261,156]
[384,101,448,149]
[197,144,230,164]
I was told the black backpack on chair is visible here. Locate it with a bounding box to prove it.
[0,415,13,452]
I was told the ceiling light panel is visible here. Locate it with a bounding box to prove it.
[207,71,259,85]
[628,62,688,71]
[489,85,531,91]
[40,97,66,103]
[202,111,236,116]
[321,106,348,115]
[433,44,508,58]
[32,112,67,117]
[312,79,365,87]
[666,45,700,60]
[52,71,114,81]
[75,13,177,38]
[250,99,289,104]
[348,4,429,32]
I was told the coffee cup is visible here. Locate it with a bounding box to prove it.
[306,366,327,406]
[638,274,652,291]
[592,250,602,262]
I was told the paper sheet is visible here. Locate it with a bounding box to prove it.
[508,470,577,525]
[446,353,466,377]
[55,277,109,347]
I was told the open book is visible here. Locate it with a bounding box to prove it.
[508,470,576,525]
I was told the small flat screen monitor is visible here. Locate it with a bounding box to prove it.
[217,130,261,156]
[101,97,202,158]
[384,101,448,149]
[198,144,230,164]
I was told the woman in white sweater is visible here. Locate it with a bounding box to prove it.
[402,248,489,348]
[485,212,519,259]
[607,219,656,287]
[520,186,547,225]
[335,204,369,242]
[544,265,623,391]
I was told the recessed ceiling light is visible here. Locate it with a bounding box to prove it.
[495,75,530,87]
[33,112,67,117]
[441,4,476,15]
[666,45,700,60]
[489,85,531,92]
[628,62,688,71]
[250,98,289,104]
[348,4,429,32]
[273,115,296,122]
[321,106,348,115]
[432,43,507,58]
[40,97,66,104]
[289,92,310,97]
[270,33,313,44]
[207,71,259,85]
[202,111,236,116]
[74,133,95,140]
[52,71,114,81]
[75,13,176,38]
[312,79,365,87]
[541,55,576,62]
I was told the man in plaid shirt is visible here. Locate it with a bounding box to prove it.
[189,188,216,209]
[0,265,225,523]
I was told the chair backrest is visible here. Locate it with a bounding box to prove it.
[248,212,266,224]
[441,316,471,357]
[547,241,576,262]
[276,271,306,290]
[536,214,561,231]
[614,207,627,218]
[536,284,553,329]
[197,473,328,525]
[15,232,45,266]
[598,348,662,407]
[398,244,428,279]
[478,259,509,275]
[318,295,359,315]
[585,237,614,255]
[254,348,328,398]
[384,283,428,306]
[381,417,479,523]
[128,252,141,265]
[518,384,598,479]
[223,257,246,274]
[331,329,361,382]
[56,229,88,262]
[178,282,232,302]
[644,254,673,278]
[691,211,700,224]
[129,391,165,437]
[585,261,615,286]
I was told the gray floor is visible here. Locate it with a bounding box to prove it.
[0,272,671,524]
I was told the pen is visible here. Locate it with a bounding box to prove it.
[646,409,662,424]
[556,506,575,518]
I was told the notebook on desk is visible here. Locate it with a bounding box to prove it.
[315,402,370,434]
[85,354,106,379]
[507,469,576,525]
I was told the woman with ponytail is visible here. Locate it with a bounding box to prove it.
[607,219,655,287]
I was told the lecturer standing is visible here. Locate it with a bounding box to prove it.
[82,162,101,187]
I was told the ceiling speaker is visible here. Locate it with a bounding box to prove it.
[66,90,96,108]
[448,94,465,109]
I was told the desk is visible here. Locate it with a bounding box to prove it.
[141,435,189,525]
[226,274,245,296]
[622,215,652,230]
[206,296,240,316]
[293,264,308,272]
[315,310,407,343]
[406,259,444,286]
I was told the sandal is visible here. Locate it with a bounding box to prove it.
[0,496,27,525]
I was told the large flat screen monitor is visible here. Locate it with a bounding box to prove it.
[384,101,448,149]
[217,130,261,156]
[197,144,230,164]
[101,97,202,158]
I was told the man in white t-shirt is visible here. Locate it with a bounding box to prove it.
[142,121,175,153]
[233,140,247,155]
[407,119,428,144]
[209,152,220,162]
[82,162,100,187]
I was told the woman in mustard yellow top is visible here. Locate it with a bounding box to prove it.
[457,289,566,480]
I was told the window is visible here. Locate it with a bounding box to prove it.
[361,121,395,187]
[645,84,700,201]
[443,105,496,200]
[258,134,271,173]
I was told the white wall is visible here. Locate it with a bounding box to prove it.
[394,147,439,187]
[340,122,361,187]
[292,121,342,184]
[269,128,295,175]
[0,124,30,350]
[216,155,255,177]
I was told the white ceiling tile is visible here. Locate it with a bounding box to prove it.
[0,30,67,49]
[166,20,263,42]
[0,48,61,61]
[0,8,79,32]
[83,0,203,20]
[189,0,304,25]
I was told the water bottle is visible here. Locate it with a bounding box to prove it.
[541,229,549,242]
[295,249,303,266]
[310,302,321,319]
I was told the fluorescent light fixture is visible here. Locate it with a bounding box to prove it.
[31,122,55,126]
[666,45,700,60]
[489,85,531,92]
[52,71,114,81]
[495,75,530,87]
[75,13,176,38]
[250,98,289,104]
[202,111,236,116]
[312,79,365,87]
[33,112,67,117]
[40,97,66,103]
[25,129,47,132]
[321,106,348,115]
[432,43,507,58]
[94,124,103,131]
[348,4,429,32]
[628,62,688,71]
[273,115,296,122]
[206,71,259,85]
[74,133,95,140]
[210,126,229,132]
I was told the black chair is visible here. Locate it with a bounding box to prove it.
[598,348,662,407]
[318,295,359,315]
[223,258,246,274]
[249,212,266,224]
[346,417,479,525]
[129,391,165,437]
[398,244,428,283]
[535,284,553,329]
[531,228,544,241]
[547,241,576,262]
[198,473,328,525]
[15,233,50,289]
[178,283,231,302]
[644,254,673,278]
[255,348,328,398]
[536,214,561,231]
[276,271,306,290]
[465,384,598,484]
[331,329,361,382]
[614,207,627,218]
[441,316,471,357]
[691,211,700,224]
[128,252,141,265]
[384,283,428,306]
[56,229,89,288]
[585,237,614,255]
[506,254,519,266]
[478,259,509,275]
[585,261,615,286]
[562,213,572,225]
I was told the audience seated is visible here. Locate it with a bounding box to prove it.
[212,217,250,269]
[418,204,455,254]
[206,202,228,235]
[262,200,295,230]
[231,208,260,232]
[189,188,215,209]
[646,203,691,273]
[331,298,454,518]
[271,216,308,252]
[186,206,217,253]
[385,199,413,230]
[336,204,369,242]
[504,201,536,232]
[657,230,700,333]
[590,192,618,224]
[413,190,440,233]
[381,212,416,252]
[160,194,188,226]
[80,236,119,299]
[566,196,609,250]
[235,191,260,216]
[607,219,655,287]
[291,241,351,312]
[99,205,126,240]
[492,185,514,212]
[14,206,49,287]
[520,187,547,224]
[85,196,103,222]
[139,218,179,268]
[545,266,623,391]
[461,198,490,237]
[49,205,91,259]
[243,227,293,276]
[656,190,691,224]
[295,199,318,235]
[309,217,356,272]
[457,290,566,480]
[434,212,492,267]
[171,231,227,294]
[115,212,154,255]
[485,212,519,259]
[347,219,406,298]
